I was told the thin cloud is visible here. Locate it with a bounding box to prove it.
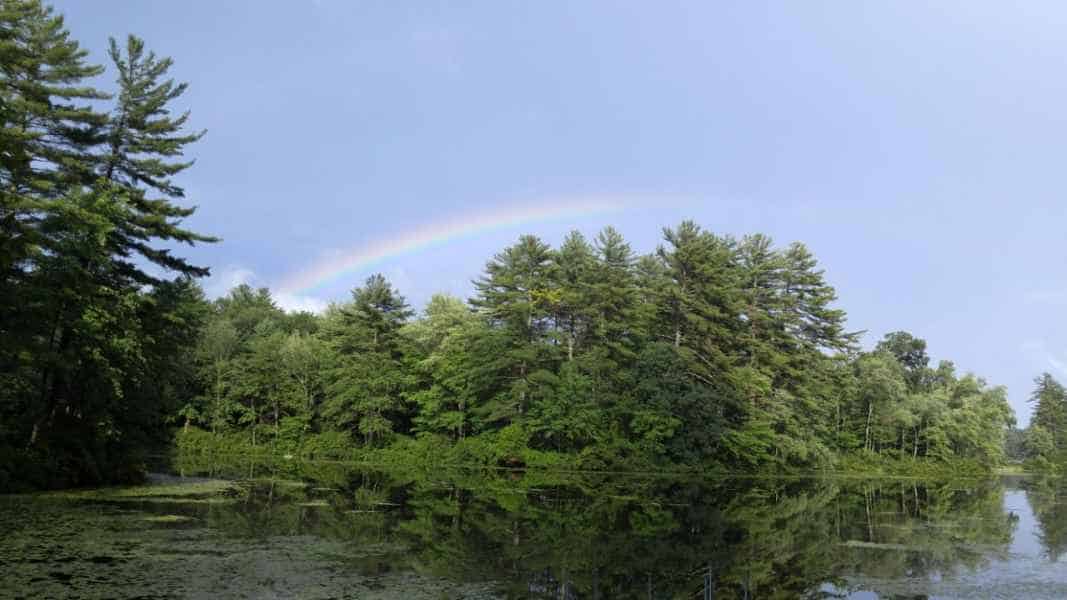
[204,265,256,299]
[205,265,328,313]
[1049,356,1067,379]
[275,292,329,314]
[1021,339,1067,379]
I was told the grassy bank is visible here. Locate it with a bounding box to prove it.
[824,453,997,479]
[172,427,1011,481]
[174,426,586,471]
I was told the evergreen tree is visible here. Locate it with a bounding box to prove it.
[322,274,412,444]
[587,226,643,379]
[99,34,213,282]
[471,235,558,424]
[550,230,596,363]
[0,2,213,488]
[404,294,488,440]
[214,284,282,340]
[0,0,106,280]
[1030,373,1067,454]
[655,221,741,386]
[653,223,745,461]
[0,1,109,459]
[134,276,209,437]
[780,242,854,354]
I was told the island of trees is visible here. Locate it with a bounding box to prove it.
[0,1,1037,491]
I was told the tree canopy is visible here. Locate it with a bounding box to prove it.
[165,229,1016,474]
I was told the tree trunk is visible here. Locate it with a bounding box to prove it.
[251,397,257,447]
[32,315,73,447]
[864,400,874,452]
[836,400,841,437]
[518,362,526,416]
[459,399,466,441]
[213,361,223,435]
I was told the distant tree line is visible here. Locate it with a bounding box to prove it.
[176,230,1014,472]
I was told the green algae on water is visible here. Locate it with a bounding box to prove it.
[46,479,240,502]
[143,514,196,523]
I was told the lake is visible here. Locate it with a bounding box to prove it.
[2,459,1066,599]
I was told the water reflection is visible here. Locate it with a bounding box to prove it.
[1024,476,1067,562]
[170,458,1034,598]
[7,458,1067,598]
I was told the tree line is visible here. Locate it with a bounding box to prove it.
[0,1,1016,490]
[178,229,1014,472]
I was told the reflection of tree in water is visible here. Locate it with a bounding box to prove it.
[390,474,1016,599]
[176,459,1018,598]
[833,480,1016,597]
[1024,477,1067,561]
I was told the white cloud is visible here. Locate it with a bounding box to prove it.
[203,265,329,313]
[202,264,328,313]
[204,265,257,299]
[275,292,330,314]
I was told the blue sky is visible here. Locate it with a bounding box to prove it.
[56,1,1067,425]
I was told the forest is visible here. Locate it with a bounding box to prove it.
[166,238,1017,476]
[0,0,1031,491]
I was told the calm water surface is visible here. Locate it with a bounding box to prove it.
[2,460,1067,599]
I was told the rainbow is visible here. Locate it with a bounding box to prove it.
[275,196,636,298]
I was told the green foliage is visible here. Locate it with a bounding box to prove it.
[1030,373,1067,453]
[834,335,1014,467]
[155,227,1017,478]
[0,1,212,490]
[832,452,992,479]
[175,427,360,461]
[876,331,931,391]
[321,275,412,445]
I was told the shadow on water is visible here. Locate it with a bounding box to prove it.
[5,455,1067,598]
